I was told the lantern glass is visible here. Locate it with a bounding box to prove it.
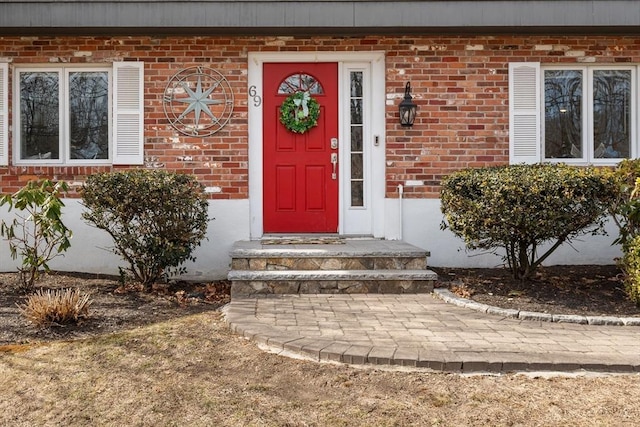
[398,82,417,127]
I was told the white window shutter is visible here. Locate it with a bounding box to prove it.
[0,63,8,166]
[509,62,541,164]
[113,61,144,165]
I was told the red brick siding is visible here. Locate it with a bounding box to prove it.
[1,35,639,199]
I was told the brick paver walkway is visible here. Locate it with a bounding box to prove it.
[224,294,640,373]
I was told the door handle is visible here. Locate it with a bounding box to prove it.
[331,153,338,180]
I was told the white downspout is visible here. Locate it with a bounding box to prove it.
[397,184,403,240]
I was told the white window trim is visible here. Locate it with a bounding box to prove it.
[10,62,144,166]
[588,65,636,164]
[542,65,636,166]
[14,67,63,164]
[65,67,113,165]
[14,65,112,166]
[341,63,373,235]
[0,62,8,166]
[510,61,638,166]
[540,65,586,165]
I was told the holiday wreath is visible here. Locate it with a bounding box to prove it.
[279,91,320,134]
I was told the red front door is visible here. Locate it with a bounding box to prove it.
[263,63,339,233]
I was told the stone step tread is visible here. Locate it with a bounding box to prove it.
[231,250,430,258]
[228,269,438,281]
[230,240,430,259]
[232,257,427,271]
[231,253,428,260]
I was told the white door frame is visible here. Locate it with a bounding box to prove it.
[247,51,386,239]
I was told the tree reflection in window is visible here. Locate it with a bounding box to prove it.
[593,70,630,159]
[20,70,109,161]
[350,71,364,207]
[277,73,324,94]
[20,72,60,160]
[544,70,583,159]
[69,72,109,160]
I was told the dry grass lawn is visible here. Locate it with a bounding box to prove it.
[0,311,638,426]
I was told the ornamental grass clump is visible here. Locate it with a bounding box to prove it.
[441,163,617,280]
[81,170,209,289]
[18,288,92,327]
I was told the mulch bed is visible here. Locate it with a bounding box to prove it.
[0,271,230,345]
[432,264,640,317]
[2,264,638,346]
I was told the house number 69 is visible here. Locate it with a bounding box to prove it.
[249,85,262,107]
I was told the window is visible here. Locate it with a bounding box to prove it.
[0,63,7,165]
[349,71,364,207]
[17,68,109,162]
[543,66,633,163]
[509,62,637,165]
[277,72,324,95]
[1,62,144,166]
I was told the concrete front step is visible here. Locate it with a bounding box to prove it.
[228,239,436,296]
[229,269,437,296]
[230,239,430,271]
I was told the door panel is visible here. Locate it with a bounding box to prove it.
[263,63,339,233]
[276,166,296,211]
[305,166,326,211]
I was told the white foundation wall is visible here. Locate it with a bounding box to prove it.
[385,198,623,268]
[0,196,621,277]
[0,199,250,280]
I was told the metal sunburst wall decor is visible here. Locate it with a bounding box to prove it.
[163,66,234,137]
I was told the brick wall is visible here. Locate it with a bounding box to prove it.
[1,35,639,199]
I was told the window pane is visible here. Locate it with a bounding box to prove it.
[20,72,59,160]
[544,70,582,159]
[593,70,631,159]
[351,153,363,180]
[350,71,363,97]
[277,73,324,94]
[351,126,363,151]
[350,99,362,124]
[69,72,109,160]
[351,181,363,207]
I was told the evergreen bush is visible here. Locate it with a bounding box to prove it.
[621,235,640,306]
[607,159,640,250]
[608,162,640,305]
[441,164,616,280]
[81,170,209,289]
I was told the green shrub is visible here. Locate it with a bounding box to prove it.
[0,180,72,290]
[621,235,640,306]
[440,164,617,280]
[606,159,640,250]
[610,165,640,305]
[81,170,209,289]
[18,288,92,327]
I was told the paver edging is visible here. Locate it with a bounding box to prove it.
[223,296,640,373]
[433,288,639,326]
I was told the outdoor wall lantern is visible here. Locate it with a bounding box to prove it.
[398,82,417,127]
